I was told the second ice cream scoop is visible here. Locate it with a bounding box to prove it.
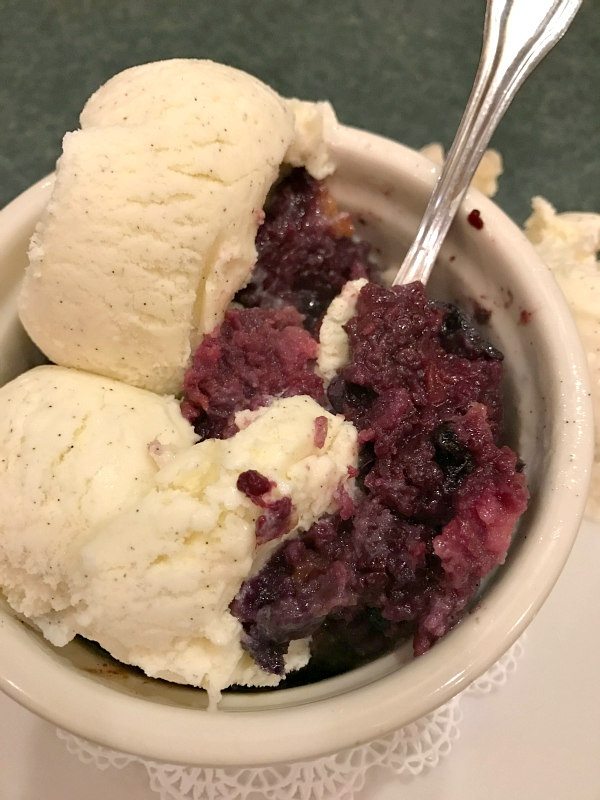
[0,365,357,702]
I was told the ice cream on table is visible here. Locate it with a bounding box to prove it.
[525,197,600,521]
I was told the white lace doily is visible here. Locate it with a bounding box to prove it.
[57,635,525,800]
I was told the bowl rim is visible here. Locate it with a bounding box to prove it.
[0,124,593,766]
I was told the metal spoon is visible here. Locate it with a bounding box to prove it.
[392,0,582,287]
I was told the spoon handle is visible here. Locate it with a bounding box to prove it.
[392,0,582,287]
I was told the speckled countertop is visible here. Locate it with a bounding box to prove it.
[0,0,598,221]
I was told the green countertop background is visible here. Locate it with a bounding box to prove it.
[0,0,598,222]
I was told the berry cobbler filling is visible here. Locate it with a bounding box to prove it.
[236,168,373,331]
[181,304,324,440]
[182,168,528,679]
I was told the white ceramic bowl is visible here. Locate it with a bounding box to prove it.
[0,126,592,766]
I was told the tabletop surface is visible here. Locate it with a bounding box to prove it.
[1,0,599,220]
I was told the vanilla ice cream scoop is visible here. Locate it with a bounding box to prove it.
[0,365,197,640]
[73,395,357,702]
[0,366,357,702]
[19,60,337,394]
